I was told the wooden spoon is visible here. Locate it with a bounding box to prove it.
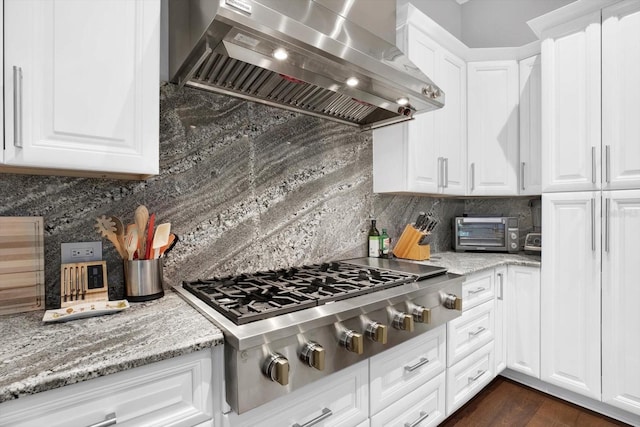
[110,216,126,257]
[134,205,149,256]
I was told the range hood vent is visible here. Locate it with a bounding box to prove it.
[169,0,444,130]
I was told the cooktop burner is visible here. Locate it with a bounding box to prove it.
[182,261,433,324]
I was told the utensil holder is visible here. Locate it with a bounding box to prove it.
[392,224,431,261]
[124,259,164,302]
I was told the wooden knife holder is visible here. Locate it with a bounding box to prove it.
[60,261,108,308]
[392,224,431,261]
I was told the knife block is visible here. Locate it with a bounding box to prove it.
[392,224,431,261]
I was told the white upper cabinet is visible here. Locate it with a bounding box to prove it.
[518,55,542,195]
[602,2,640,190]
[3,0,160,178]
[541,192,601,400]
[373,16,466,195]
[602,189,640,416]
[467,61,519,196]
[541,12,601,192]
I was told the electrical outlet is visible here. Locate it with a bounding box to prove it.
[61,241,102,264]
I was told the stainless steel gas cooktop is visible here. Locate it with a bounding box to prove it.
[174,258,462,414]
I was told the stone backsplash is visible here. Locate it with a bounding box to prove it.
[0,84,536,309]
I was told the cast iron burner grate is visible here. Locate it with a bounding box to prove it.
[182,261,421,324]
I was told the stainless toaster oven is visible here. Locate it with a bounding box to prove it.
[453,216,519,253]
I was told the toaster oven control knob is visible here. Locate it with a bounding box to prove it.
[392,313,415,332]
[262,353,289,386]
[511,242,518,249]
[365,322,388,344]
[412,306,432,324]
[340,330,364,354]
[300,342,325,371]
[510,232,518,240]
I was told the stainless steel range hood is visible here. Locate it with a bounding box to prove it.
[168,0,444,130]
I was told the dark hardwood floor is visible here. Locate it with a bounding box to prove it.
[440,377,631,427]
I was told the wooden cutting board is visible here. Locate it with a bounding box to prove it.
[0,217,45,315]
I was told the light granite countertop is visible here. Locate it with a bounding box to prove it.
[417,251,541,275]
[0,291,223,404]
[0,252,539,405]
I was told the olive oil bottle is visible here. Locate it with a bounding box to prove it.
[368,219,380,257]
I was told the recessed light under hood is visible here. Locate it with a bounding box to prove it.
[168,0,444,130]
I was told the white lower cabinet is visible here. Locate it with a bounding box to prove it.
[447,299,494,367]
[506,266,541,378]
[370,372,446,427]
[446,341,495,415]
[224,360,369,427]
[369,325,446,415]
[0,349,216,427]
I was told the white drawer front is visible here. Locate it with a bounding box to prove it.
[370,371,446,427]
[227,360,368,427]
[462,269,495,310]
[447,300,494,367]
[370,326,446,415]
[446,341,495,416]
[0,349,214,427]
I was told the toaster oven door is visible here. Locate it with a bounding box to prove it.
[456,218,507,250]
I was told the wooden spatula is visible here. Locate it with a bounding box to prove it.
[152,223,171,259]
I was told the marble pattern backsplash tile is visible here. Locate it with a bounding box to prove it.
[0,84,465,309]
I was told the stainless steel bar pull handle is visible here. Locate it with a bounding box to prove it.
[605,198,610,253]
[86,413,116,427]
[292,408,333,427]
[605,145,611,184]
[13,66,23,148]
[497,273,504,300]
[468,369,486,383]
[468,287,486,295]
[470,163,475,191]
[404,357,429,372]
[405,411,430,427]
[591,198,596,251]
[444,158,449,188]
[521,162,526,191]
[591,147,596,184]
[469,326,486,337]
[437,157,443,188]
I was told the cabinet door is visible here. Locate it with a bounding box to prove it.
[3,0,159,176]
[519,55,542,195]
[467,61,519,196]
[438,49,467,195]
[541,12,601,192]
[370,326,445,415]
[0,349,215,427]
[226,361,368,427]
[370,372,446,427]
[602,189,640,415]
[506,266,540,378]
[541,192,601,399]
[602,2,640,190]
[494,266,507,375]
[446,341,494,416]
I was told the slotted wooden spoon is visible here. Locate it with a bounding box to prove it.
[95,215,127,259]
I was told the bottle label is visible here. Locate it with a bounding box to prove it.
[369,236,380,257]
[381,237,390,255]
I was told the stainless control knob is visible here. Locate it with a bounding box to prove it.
[262,353,289,386]
[365,322,388,344]
[443,293,462,310]
[392,313,414,332]
[412,306,431,324]
[300,342,325,371]
[340,330,364,354]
